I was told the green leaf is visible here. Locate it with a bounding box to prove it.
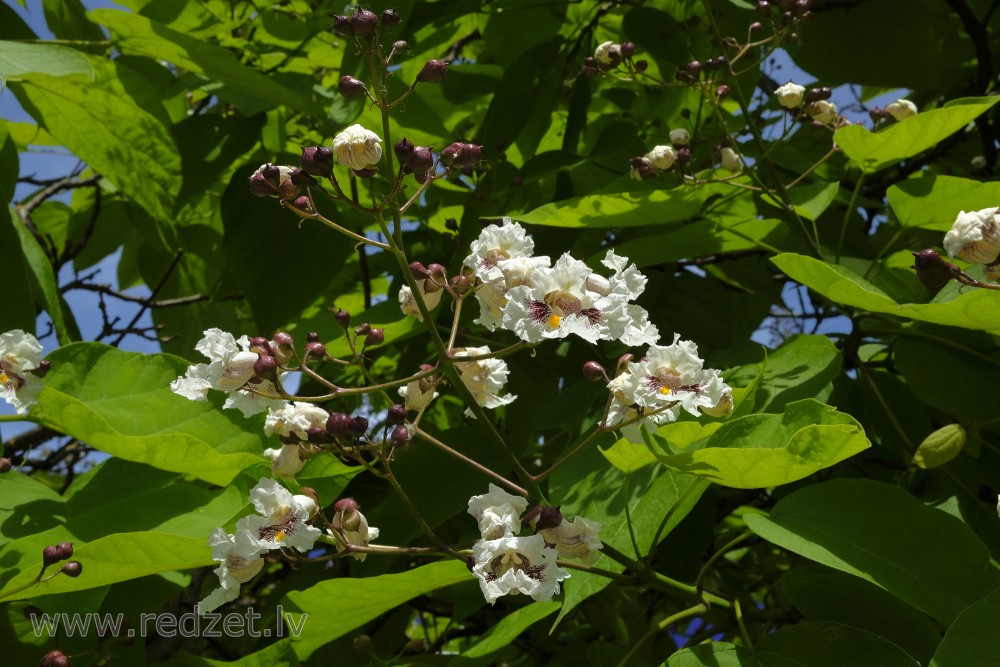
[887,175,1000,230]
[517,181,731,228]
[913,424,967,469]
[728,334,841,412]
[754,621,919,667]
[600,438,658,473]
[42,0,105,42]
[772,253,1000,330]
[11,71,181,226]
[0,40,92,85]
[650,399,869,489]
[90,9,322,117]
[666,642,757,666]
[762,181,840,221]
[745,478,1000,624]
[780,565,942,664]
[834,96,1000,173]
[35,343,268,486]
[283,560,471,660]
[451,601,560,664]
[0,532,211,601]
[930,588,1000,666]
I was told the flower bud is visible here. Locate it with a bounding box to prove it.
[0,458,11,473]
[439,142,481,168]
[352,167,378,178]
[381,8,401,29]
[273,331,293,347]
[348,416,369,436]
[774,81,805,109]
[427,263,447,279]
[335,309,351,329]
[582,361,606,382]
[406,146,434,174]
[60,561,82,577]
[307,426,332,444]
[885,98,918,122]
[620,41,635,58]
[254,355,278,382]
[807,100,838,125]
[788,32,801,44]
[394,137,415,164]
[794,0,810,13]
[582,65,599,78]
[445,218,458,231]
[749,21,763,31]
[353,634,373,653]
[333,15,353,37]
[300,146,334,178]
[305,341,327,358]
[306,331,321,343]
[685,60,702,79]
[634,59,648,73]
[392,40,409,51]
[354,323,371,336]
[416,59,448,84]
[248,336,271,355]
[806,86,832,102]
[387,403,407,424]
[332,125,383,171]
[291,195,313,213]
[42,546,63,567]
[326,412,352,437]
[334,497,359,513]
[676,146,693,164]
[716,84,730,98]
[56,542,74,560]
[449,275,469,293]
[409,261,430,278]
[756,0,771,14]
[338,75,367,99]
[911,249,958,290]
[351,8,378,39]
[669,128,691,146]
[30,360,52,378]
[720,146,743,173]
[248,163,281,197]
[364,328,384,347]
[39,650,70,667]
[535,506,563,531]
[594,41,621,66]
[390,424,411,447]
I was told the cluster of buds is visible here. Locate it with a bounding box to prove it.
[869,98,919,124]
[674,57,730,87]
[333,7,400,42]
[248,164,316,200]
[393,138,436,181]
[338,313,385,351]
[39,650,70,667]
[630,129,742,179]
[583,40,645,76]
[756,0,811,32]
[773,82,839,126]
[41,542,81,578]
[440,141,483,171]
[399,262,446,320]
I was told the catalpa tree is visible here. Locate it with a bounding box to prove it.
[2,0,1000,665]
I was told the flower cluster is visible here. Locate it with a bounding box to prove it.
[772,81,839,125]
[606,334,733,443]
[943,207,1000,268]
[199,478,321,614]
[467,485,591,604]
[0,330,47,414]
[583,40,644,77]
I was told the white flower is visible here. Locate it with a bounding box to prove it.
[464,219,537,284]
[170,328,284,417]
[264,402,329,441]
[645,145,677,170]
[198,528,265,615]
[332,124,383,171]
[398,377,439,412]
[264,443,306,478]
[808,100,838,125]
[330,498,380,561]
[885,98,918,121]
[235,478,322,554]
[501,250,658,346]
[468,484,529,539]
[398,280,443,321]
[472,534,569,604]
[0,330,43,414]
[774,81,805,109]
[594,41,620,65]
[720,147,742,173]
[534,515,603,565]
[944,208,1000,264]
[668,128,691,145]
[453,347,516,413]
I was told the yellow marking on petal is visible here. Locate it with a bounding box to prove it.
[275,530,285,542]
[659,386,671,395]
[547,314,561,328]
[0,372,7,384]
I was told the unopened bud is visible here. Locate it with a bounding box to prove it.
[869,107,885,123]
[326,412,352,437]
[444,218,458,231]
[439,142,481,168]
[716,84,730,98]
[300,146,334,177]
[354,323,371,336]
[685,61,702,79]
[0,458,11,473]
[756,0,771,13]
[60,561,82,578]
[582,65,599,78]
[307,426,331,444]
[42,546,62,567]
[353,634,373,653]
[390,424,411,447]
[333,15,353,37]
[911,249,957,290]
[794,0,810,13]
[248,163,281,197]
[273,331,293,347]
[365,328,384,347]
[450,275,469,293]
[381,8,401,29]
[348,416,369,435]
[620,41,635,58]
[409,261,430,278]
[30,360,51,378]
[338,75,367,99]
[634,59,648,73]
[351,8,378,39]
[352,166,378,178]
[387,404,407,425]
[427,263,446,279]
[749,21,763,31]
[394,137,415,164]
[291,195,313,213]
[675,146,693,164]
[335,309,351,329]
[334,497,359,513]
[806,87,832,102]
[39,650,70,667]
[305,341,327,358]
[582,361,606,382]
[56,542,74,560]
[416,59,447,84]
[788,32,800,44]
[306,331,321,343]
[406,146,434,174]
[535,506,563,531]
[393,40,409,51]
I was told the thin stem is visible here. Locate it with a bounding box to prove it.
[414,427,529,497]
[735,598,754,649]
[836,174,865,263]
[694,530,753,600]
[614,603,708,667]
[282,200,389,249]
[623,475,642,560]
[446,297,464,350]
[784,145,838,189]
[531,426,608,482]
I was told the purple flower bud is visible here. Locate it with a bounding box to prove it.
[273,331,293,347]
[869,107,885,123]
[535,506,564,531]
[334,497,358,513]
[794,0,810,13]
[439,142,481,168]
[300,146,334,177]
[42,546,63,567]
[348,415,369,435]
[248,336,270,354]
[582,65,599,78]
[354,323,372,337]
[416,59,448,84]
[29,360,51,378]
[582,361,606,382]
[444,218,458,231]
[352,167,378,179]
[620,41,635,58]
[249,163,281,197]
[330,312,348,333]
[338,75,367,99]
[254,355,278,382]
[394,137,415,165]
[675,69,692,84]
[39,650,70,667]
[60,561,82,578]
[685,60,702,78]
[55,542,74,560]
[788,32,800,44]
[0,458,10,473]
[449,275,469,293]
[806,87,832,102]
[326,412,352,437]
[306,331,321,343]
[406,146,434,174]
[756,0,771,14]
[409,261,430,279]
[333,15,353,37]
[390,424,410,447]
[307,426,332,444]
[387,404,406,424]
[634,59,648,73]
[305,341,327,358]
[351,8,378,39]
[427,263,447,279]
[364,328,384,347]
[781,11,794,26]
[911,249,958,290]
[676,146,693,164]
[381,8,401,29]
[716,84,730,98]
